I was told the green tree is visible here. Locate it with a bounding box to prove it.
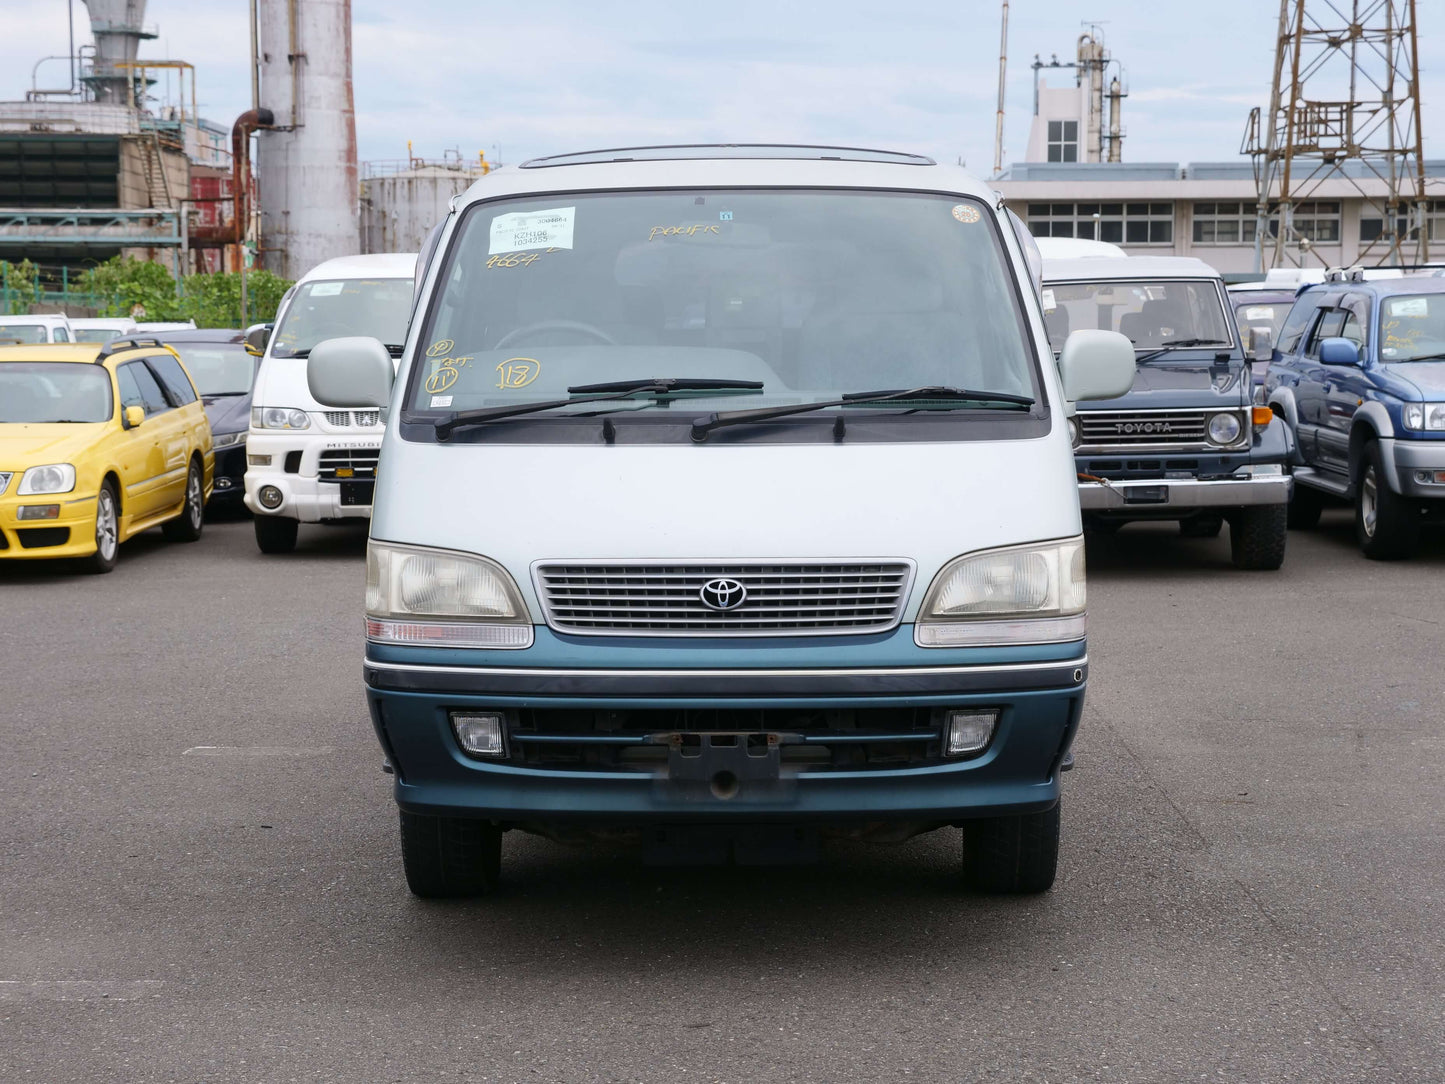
[76,256,294,327]
[0,259,41,314]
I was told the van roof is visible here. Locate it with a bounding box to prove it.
[297,252,417,283]
[454,148,997,208]
[1041,255,1223,283]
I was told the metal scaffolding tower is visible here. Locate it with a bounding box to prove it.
[1243,0,1428,270]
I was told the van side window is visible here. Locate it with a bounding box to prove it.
[54,327,70,342]
[122,360,171,415]
[145,354,199,406]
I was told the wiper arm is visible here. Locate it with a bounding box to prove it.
[432,380,760,439]
[1399,352,1445,362]
[690,386,1033,443]
[1134,339,1233,364]
[568,377,763,394]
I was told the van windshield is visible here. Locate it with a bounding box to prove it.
[0,324,50,344]
[407,189,1039,431]
[271,278,415,357]
[1043,280,1235,354]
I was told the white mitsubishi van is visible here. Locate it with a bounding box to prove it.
[243,252,416,552]
[305,145,1135,898]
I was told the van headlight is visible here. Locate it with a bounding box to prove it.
[914,537,1086,647]
[1206,412,1243,445]
[365,541,533,648]
[251,406,310,430]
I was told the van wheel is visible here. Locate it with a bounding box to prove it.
[961,801,1059,894]
[80,480,120,574]
[399,811,502,899]
[1356,442,1420,560]
[253,515,298,554]
[1286,482,1324,529]
[1229,504,1288,570]
[161,460,204,542]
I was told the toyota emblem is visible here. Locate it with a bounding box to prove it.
[699,578,747,611]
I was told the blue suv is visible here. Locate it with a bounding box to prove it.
[1265,273,1445,559]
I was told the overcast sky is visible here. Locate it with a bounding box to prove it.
[4,0,1442,172]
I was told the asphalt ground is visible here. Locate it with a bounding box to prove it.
[2,509,1443,1084]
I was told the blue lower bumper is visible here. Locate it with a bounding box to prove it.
[363,628,1086,824]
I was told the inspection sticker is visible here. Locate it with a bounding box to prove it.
[430,395,453,408]
[1387,297,1429,318]
[309,282,344,296]
[1041,288,1057,312]
[489,207,575,254]
[1244,306,1275,321]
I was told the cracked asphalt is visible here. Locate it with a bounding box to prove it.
[2,510,1442,1083]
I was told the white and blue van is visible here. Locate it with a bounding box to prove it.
[306,145,1135,897]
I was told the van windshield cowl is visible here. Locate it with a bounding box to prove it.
[403,188,1048,444]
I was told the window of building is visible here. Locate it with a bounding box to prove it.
[1046,120,1079,163]
[1361,200,1445,243]
[1192,202,1259,245]
[1026,201,1172,244]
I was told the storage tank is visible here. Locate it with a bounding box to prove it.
[255,0,359,278]
[361,166,485,254]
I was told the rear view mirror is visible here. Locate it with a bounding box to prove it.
[244,323,273,356]
[1247,325,1274,362]
[1319,337,1361,366]
[1058,329,1136,402]
[307,336,395,409]
[123,405,145,429]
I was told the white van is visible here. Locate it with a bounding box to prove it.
[70,317,139,344]
[0,314,74,344]
[243,252,417,552]
[305,145,1134,898]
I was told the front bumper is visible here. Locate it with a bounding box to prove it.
[0,492,97,559]
[1078,473,1292,512]
[1388,437,1445,499]
[363,631,1087,824]
[241,430,377,521]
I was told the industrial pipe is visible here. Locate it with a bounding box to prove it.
[191,107,274,246]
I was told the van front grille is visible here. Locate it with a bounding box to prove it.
[1077,409,1245,450]
[534,560,913,637]
[321,410,382,428]
[317,448,380,481]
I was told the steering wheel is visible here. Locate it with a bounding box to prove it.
[494,320,617,349]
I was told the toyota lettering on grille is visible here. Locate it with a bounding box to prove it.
[698,578,747,611]
[1113,421,1174,434]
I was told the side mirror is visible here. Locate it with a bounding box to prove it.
[1247,325,1274,363]
[1058,329,1136,402]
[244,322,273,356]
[307,336,395,409]
[1319,337,1361,366]
[123,405,145,429]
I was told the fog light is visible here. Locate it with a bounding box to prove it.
[248,454,272,467]
[451,712,506,757]
[1414,470,1445,485]
[945,709,998,757]
[257,485,283,509]
[18,505,60,520]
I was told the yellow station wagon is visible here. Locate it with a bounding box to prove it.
[0,340,214,573]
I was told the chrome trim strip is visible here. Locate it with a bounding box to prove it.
[362,654,1086,680]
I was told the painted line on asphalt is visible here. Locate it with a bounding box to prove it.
[0,980,164,1002]
[182,745,335,757]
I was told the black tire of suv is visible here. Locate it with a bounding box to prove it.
[399,811,502,899]
[1356,441,1420,561]
[79,479,120,574]
[1229,504,1288,570]
[961,801,1060,894]
[253,515,299,554]
[1286,482,1324,530]
[161,459,204,542]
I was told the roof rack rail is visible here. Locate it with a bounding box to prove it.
[95,337,166,361]
[519,144,936,169]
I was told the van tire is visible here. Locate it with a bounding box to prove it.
[399,811,502,899]
[161,459,204,542]
[1286,483,1324,529]
[961,801,1059,894]
[1229,504,1288,570]
[1356,441,1420,560]
[253,515,298,554]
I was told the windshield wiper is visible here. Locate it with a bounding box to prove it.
[1399,352,1445,362]
[1135,339,1234,363]
[689,386,1034,443]
[568,377,763,394]
[432,379,764,439]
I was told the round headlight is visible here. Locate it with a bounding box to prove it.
[1207,412,1242,445]
[1067,416,1079,446]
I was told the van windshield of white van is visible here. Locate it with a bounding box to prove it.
[0,323,50,344]
[408,190,1039,429]
[271,278,415,358]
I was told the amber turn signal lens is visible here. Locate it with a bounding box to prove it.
[1252,406,1274,426]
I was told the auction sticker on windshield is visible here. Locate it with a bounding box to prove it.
[490,207,575,254]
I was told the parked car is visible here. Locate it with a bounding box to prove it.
[243,252,417,553]
[161,328,259,511]
[135,321,198,334]
[1226,285,1298,386]
[70,317,140,344]
[0,314,74,343]
[1263,270,1445,559]
[0,340,213,572]
[1042,256,1294,568]
[304,143,1136,898]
